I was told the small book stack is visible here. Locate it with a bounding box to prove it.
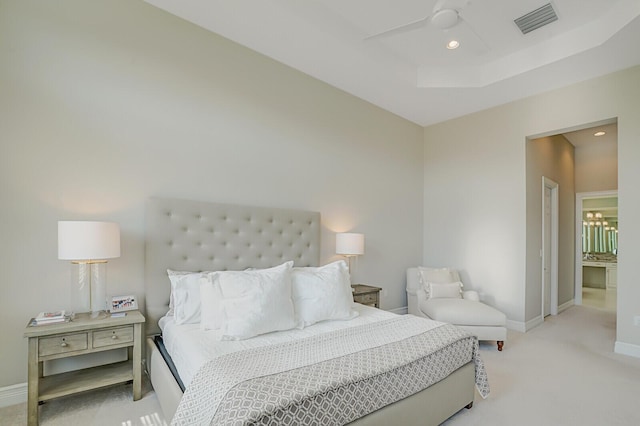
[32,310,68,326]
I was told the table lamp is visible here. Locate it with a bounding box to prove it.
[58,221,120,318]
[336,232,364,275]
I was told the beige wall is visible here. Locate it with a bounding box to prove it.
[424,66,640,353]
[575,134,618,193]
[423,112,526,321]
[525,135,575,321]
[0,0,424,387]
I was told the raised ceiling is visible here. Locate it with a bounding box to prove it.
[145,0,640,126]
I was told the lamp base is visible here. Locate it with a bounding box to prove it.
[345,255,358,277]
[66,311,108,322]
[69,262,108,318]
[90,310,108,320]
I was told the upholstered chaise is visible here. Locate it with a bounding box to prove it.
[406,267,506,351]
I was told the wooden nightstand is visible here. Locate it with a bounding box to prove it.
[351,284,382,308]
[24,311,145,426]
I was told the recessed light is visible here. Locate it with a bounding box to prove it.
[594,131,606,136]
[446,40,460,50]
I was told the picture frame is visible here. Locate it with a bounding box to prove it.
[110,295,138,313]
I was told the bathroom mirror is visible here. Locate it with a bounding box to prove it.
[582,196,618,255]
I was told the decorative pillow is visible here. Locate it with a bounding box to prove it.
[418,267,459,298]
[199,275,224,331]
[167,270,207,325]
[166,269,189,316]
[418,267,456,284]
[291,260,358,327]
[428,281,463,299]
[215,261,297,340]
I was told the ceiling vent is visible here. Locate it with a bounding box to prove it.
[514,3,558,34]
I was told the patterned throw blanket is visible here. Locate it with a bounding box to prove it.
[172,316,489,425]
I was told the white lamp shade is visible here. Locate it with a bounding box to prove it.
[58,221,121,261]
[336,233,365,256]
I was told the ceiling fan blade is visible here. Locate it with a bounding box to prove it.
[457,13,489,51]
[364,15,431,40]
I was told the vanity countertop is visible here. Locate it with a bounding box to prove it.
[583,260,617,267]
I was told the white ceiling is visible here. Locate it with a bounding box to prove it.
[144,0,640,126]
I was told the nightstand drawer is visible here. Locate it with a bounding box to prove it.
[93,326,134,348]
[354,293,378,304]
[39,333,88,357]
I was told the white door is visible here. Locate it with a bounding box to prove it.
[543,186,552,317]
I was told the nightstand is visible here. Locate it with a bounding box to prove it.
[351,284,382,308]
[23,311,145,426]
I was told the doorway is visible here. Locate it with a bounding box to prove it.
[527,118,617,326]
[574,190,618,310]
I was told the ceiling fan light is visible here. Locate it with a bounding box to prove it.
[446,40,460,49]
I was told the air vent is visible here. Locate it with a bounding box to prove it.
[514,3,558,34]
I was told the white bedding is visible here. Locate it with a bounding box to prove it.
[160,303,398,388]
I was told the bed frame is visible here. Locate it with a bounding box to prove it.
[143,197,475,424]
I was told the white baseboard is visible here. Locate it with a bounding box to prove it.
[506,319,525,332]
[615,341,640,359]
[388,306,408,315]
[558,299,574,313]
[506,304,575,333]
[0,383,27,408]
[506,315,544,333]
[526,315,544,331]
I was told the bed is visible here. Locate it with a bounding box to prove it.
[143,197,487,425]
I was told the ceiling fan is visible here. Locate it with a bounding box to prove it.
[365,0,486,49]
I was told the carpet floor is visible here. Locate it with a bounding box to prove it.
[444,305,640,426]
[2,305,639,426]
[0,375,165,426]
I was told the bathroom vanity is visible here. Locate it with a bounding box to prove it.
[582,259,617,290]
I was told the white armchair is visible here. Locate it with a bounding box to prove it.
[406,267,506,351]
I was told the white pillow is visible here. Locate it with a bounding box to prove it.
[167,270,206,325]
[291,260,358,327]
[418,267,456,284]
[199,276,224,331]
[418,267,458,299]
[215,261,297,340]
[428,281,463,299]
[166,269,189,316]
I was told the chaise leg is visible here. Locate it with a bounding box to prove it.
[497,341,504,351]
[465,401,474,409]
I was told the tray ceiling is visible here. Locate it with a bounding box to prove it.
[145,0,640,126]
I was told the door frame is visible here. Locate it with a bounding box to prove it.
[542,177,559,317]
[574,190,618,304]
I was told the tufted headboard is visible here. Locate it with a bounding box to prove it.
[144,197,321,335]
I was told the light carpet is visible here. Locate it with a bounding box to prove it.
[2,305,639,426]
[0,377,165,426]
[445,305,640,426]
